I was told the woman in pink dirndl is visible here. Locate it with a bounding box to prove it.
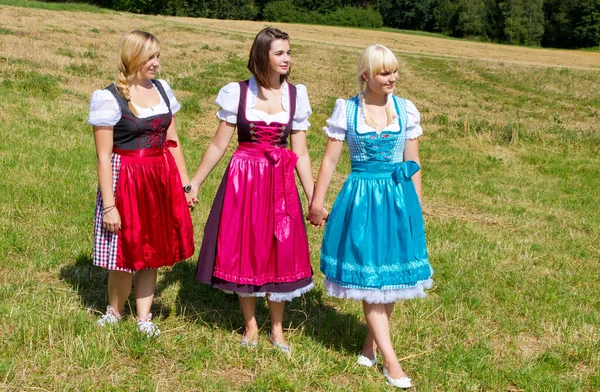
[89,31,194,337]
[189,28,315,351]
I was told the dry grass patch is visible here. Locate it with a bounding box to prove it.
[170,16,600,70]
[424,202,510,228]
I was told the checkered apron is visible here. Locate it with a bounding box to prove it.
[93,152,130,272]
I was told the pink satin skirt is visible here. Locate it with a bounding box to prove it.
[101,143,194,271]
[212,143,312,285]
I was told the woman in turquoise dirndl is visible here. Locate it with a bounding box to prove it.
[308,44,433,389]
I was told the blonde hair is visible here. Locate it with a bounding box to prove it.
[356,44,399,129]
[115,30,160,116]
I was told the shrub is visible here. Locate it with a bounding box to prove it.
[263,2,382,29]
[327,6,383,28]
[262,1,298,23]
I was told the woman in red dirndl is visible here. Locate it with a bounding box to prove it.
[89,30,194,337]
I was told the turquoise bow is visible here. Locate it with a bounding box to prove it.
[392,160,420,184]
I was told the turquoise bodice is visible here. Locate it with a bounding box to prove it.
[345,95,409,164]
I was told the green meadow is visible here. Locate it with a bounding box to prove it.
[1,2,599,391]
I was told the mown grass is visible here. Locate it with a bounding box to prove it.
[1,2,600,391]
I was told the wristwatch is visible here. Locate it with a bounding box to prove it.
[183,184,192,193]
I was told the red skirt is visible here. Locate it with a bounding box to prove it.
[93,142,194,272]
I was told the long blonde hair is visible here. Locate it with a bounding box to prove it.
[356,44,399,129]
[115,30,160,116]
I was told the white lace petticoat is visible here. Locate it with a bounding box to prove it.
[325,279,433,304]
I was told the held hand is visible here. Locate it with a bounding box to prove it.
[307,206,329,227]
[185,191,196,208]
[321,207,329,226]
[186,183,200,209]
[102,208,121,233]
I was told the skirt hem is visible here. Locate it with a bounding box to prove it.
[223,281,314,302]
[213,269,313,285]
[324,278,433,304]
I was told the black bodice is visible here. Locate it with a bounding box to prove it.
[106,80,172,150]
[235,80,297,146]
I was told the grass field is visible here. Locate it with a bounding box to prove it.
[1,2,600,391]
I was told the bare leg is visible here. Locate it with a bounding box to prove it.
[385,302,395,318]
[361,302,394,359]
[363,301,407,379]
[239,296,259,343]
[134,269,157,320]
[361,329,378,360]
[267,299,288,346]
[107,270,132,315]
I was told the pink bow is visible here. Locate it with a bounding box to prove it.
[265,147,299,243]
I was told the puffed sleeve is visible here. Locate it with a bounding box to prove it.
[292,84,312,131]
[405,99,423,140]
[323,99,347,141]
[214,82,240,124]
[158,79,181,115]
[88,89,121,126]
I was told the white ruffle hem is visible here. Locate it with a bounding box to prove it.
[223,282,314,302]
[325,279,433,304]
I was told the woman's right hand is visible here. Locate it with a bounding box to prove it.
[102,208,121,233]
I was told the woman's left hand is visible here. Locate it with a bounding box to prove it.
[186,183,199,209]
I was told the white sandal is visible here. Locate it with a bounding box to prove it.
[137,313,160,337]
[356,354,377,367]
[96,306,123,326]
[268,330,291,354]
[383,368,412,389]
[240,332,259,348]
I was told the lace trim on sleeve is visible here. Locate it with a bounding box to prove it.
[323,99,347,141]
[214,82,240,124]
[88,89,121,126]
[405,99,423,140]
[291,84,312,131]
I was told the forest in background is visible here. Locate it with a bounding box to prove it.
[48,0,600,49]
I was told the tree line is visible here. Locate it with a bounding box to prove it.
[64,0,600,48]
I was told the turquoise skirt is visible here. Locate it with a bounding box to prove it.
[320,161,432,291]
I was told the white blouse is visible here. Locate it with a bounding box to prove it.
[88,79,181,126]
[323,96,423,141]
[215,77,312,130]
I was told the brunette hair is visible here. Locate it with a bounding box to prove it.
[115,30,160,115]
[247,27,290,88]
[357,44,399,129]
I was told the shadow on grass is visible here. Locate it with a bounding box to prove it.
[157,260,367,354]
[288,287,367,354]
[58,252,171,318]
[60,252,366,353]
[155,260,241,331]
